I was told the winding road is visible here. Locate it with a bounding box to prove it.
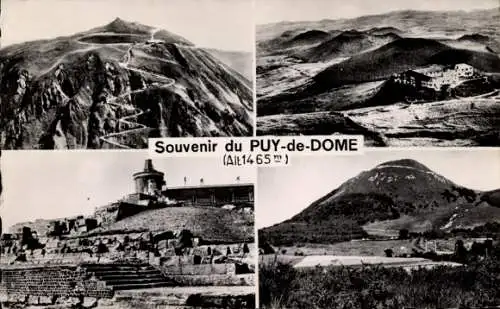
[85,29,177,149]
[46,28,250,148]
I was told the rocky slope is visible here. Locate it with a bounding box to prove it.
[260,159,500,245]
[0,18,253,149]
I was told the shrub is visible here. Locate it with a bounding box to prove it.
[259,258,500,309]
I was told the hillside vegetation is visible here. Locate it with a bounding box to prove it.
[260,257,500,309]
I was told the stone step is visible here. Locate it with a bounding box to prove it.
[106,277,169,286]
[111,281,173,290]
[82,263,149,266]
[90,269,160,276]
[81,263,174,291]
[86,268,152,273]
[114,294,189,306]
[81,263,149,267]
[85,264,154,269]
[98,273,165,280]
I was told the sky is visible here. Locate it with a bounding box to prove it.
[0,150,256,229]
[257,149,500,229]
[1,0,254,51]
[256,0,499,24]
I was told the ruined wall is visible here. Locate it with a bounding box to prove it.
[9,219,53,236]
[157,263,255,286]
[160,263,236,275]
[94,203,120,226]
[0,265,113,301]
[167,274,255,287]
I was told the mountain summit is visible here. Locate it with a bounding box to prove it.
[101,17,152,34]
[0,19,253,149]
[261,159,500,246]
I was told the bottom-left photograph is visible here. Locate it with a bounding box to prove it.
[0,151,256,309]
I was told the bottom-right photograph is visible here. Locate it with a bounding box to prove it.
[257,149,500,309]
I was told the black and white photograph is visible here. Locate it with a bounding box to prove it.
[258,149,500,308]
[0,0,254,150]
[256,0,500,147]
[0,151,256,308]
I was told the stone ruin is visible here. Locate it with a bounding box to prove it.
[0,158,255,308]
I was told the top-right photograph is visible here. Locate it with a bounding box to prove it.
[256,0,500,147]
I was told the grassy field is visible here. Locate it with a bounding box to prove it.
[259,236,489,268]
[272,239,420,257]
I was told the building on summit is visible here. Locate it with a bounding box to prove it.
[5,158,255,244]
[392,70,432,88]
[125,159,254,208]
[392,63,479,91]
[133,159,166,197]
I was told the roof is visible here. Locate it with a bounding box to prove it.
[402,70,432,81]
[133,159,164,178]
[133,170,164,178]
[414,64,445,74]
[456,63,473,67]
[165,183,254,191]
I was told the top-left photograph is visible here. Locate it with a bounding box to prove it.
[0,0,254,149]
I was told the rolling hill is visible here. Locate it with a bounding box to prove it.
[454,33,500,54]
[290,30,331,45]
[458,33,491,44]
[260,37,500,106]
[295,30,400,62]
[311,38,500,91]
[0,18,253,149]
[365,26,403,36]
[260,159,500,246]
[257,8,500,44]
[258,33,500,105]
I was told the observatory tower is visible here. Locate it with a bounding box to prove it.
[133,159,165,196]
